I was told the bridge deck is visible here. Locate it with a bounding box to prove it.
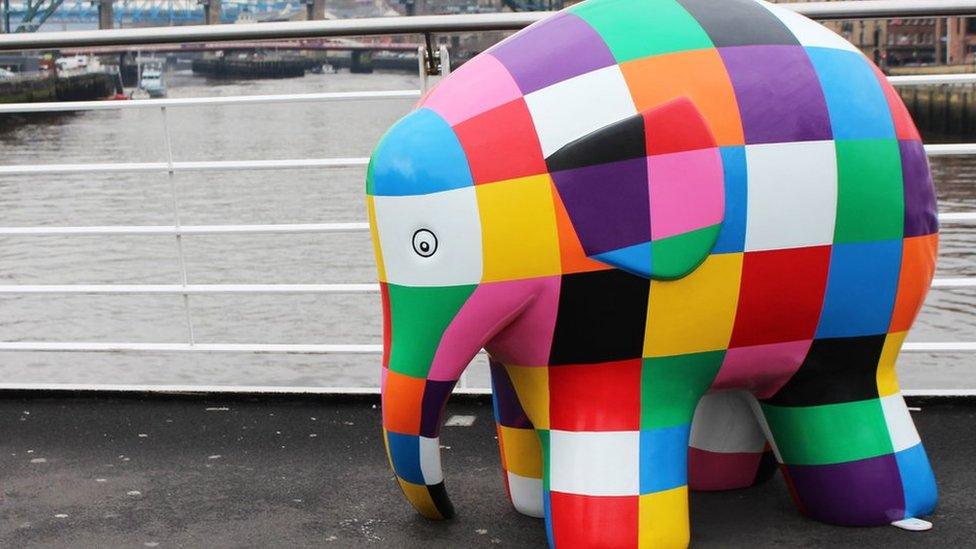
[0,393,973,547]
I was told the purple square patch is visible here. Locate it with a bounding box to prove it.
[720,45,832,144]
[900,139,939,237]
[785,454,905,525]
[489,12,616,95]
[552,157,651,256]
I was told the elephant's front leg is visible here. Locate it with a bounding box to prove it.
[490,360,544,518]
[542,355,717,548]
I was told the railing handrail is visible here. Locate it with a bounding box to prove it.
[5,144,976,176]
[0,158,369,175]
[0,223,369,236]
[0,277,973,295]
[0,90,420,113]
[0,341,971,353]
[2,1,976,52]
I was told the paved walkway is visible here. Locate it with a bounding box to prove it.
[0,394,973,548]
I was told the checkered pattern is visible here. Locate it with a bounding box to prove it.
[368,0,940,544]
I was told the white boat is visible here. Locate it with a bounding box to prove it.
[138,63,166,98]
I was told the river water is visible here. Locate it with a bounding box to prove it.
[0,70,973,391]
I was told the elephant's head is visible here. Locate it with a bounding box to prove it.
[367,96,724,519]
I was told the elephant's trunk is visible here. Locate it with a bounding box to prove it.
[381,368,456,519]
[380,278,553,520]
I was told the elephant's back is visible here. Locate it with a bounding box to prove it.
[418,0,936,238]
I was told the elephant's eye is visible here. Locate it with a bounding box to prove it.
[412,229,437,258]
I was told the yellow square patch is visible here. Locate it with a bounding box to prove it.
[877,331,907,397]
[367,195,386,283]
[396,478,442,519]
[644,253,743,357]
[505,364,550,430]
[638,486,690,549]
[498,426,543,478]
[476,175,561,282]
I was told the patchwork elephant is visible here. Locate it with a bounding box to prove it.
[367,0,940,546]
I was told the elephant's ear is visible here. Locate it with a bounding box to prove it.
[547,98,724,280]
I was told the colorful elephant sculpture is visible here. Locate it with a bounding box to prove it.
[367,0,940,546]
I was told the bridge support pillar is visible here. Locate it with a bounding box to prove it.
[202,0,222,25]
[306,0,325,20]
[98,0,114,30]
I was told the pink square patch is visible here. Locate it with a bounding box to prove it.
[711,339,812,399]
[648,147,724,240]
[421,54,523,126]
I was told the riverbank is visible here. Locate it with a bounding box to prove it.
[0,72,116,104]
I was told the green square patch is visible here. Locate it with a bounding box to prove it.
[650,223,720,280]
[761,398,894,465]
[640,351,724,429]
[386,283,476,378]
[572,0,714,63]
[834,139,905,243]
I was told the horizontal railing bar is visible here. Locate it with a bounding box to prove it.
[1,2,974,52]
[0,223,369,237]
[1,278,973,295]
[904,342,976,352]
[0,341,971,353]
[932,278,976,288]
[924,144,976,156]
[940,212,976,222]
[0,211,972,238]
[792,0,976,20]
[0,90,421,114]
[0,342,383,353]
[1,144,972,177]
[0,13,545,52]
[0,383,494,395]
[888,74,976,87]
[0,284,380,295]
[0,158,368,175]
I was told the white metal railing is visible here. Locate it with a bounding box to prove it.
[3,6,976,395]
[2,1,976,53]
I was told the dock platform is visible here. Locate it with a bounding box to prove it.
[1,394,973,547]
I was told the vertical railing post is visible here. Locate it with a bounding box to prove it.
[417,45,428,93]
[160,106,196,345]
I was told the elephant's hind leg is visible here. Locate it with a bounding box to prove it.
[489,360,544,518]
[688,391,777,491]
[757,335,937,526]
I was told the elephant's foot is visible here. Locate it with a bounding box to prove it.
[759,391,938,526]
[891,518,933,531]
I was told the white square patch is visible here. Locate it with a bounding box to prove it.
[744,140,838,251]
[690,392,767,453]
[759,1,862,54]
[372,187,483,287]
[507,471,544,517]
[881,394,921,452]
[419,436,443,485]
[524,65,638,158]
[549,430,640,496]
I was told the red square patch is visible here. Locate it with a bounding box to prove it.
[549,359,642,431]
[550,492,639,549]
[453,98,547,184]
[729,246,831,348]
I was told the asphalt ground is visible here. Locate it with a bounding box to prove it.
[0,393,973,548]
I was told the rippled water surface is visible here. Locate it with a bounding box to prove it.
[0,71,973,390]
